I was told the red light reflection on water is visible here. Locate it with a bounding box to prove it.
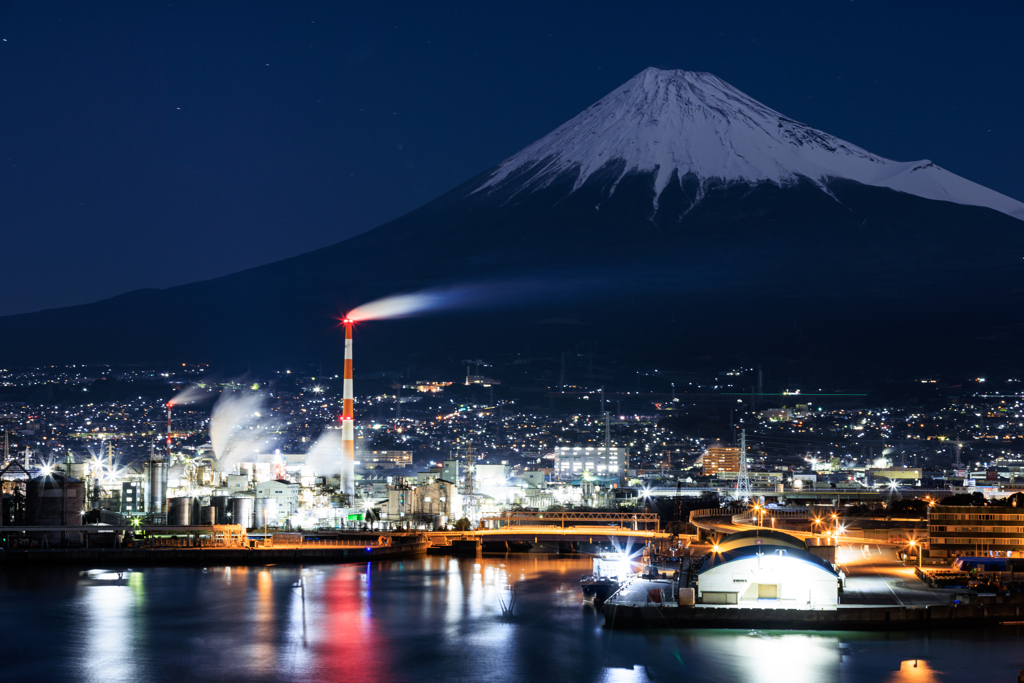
[317,568,391,678]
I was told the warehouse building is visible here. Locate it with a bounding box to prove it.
[698,530,840,608]
[927,504,1024,560]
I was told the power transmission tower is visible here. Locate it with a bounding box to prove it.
[734,429,751,501]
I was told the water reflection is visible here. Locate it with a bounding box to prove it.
[0,556,1022,682]
[78,571,144,683]
[886,659,943,682]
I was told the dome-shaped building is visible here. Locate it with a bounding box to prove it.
[697,543,840,608]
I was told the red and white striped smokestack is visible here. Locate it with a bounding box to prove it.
[341,317,355,497]
[166,402,173,461]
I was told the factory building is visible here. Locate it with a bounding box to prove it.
[386,484,414,523]
[442,459,459,484]
[927,504,1024,560]
[412,479,460,528]
[553,447,625,481]
[121,481,143,515]
[475,463,510,487]
[255,480,300,520]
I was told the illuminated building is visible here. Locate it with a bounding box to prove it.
[702,446,740,476]
[697,545,840,607]
[255,480,300,519]
[927,504,1024,560]
[120,481,142,515]
[364,450,414,470]
[553,446,625,481]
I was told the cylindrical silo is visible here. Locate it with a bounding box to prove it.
[229,495,255,529]
[210,496,230,524]
[253,497,278,528]
[149,459,167,519]
[168,497,192,526]
[200,505,217,525]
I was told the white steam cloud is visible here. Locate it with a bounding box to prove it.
[346,272,686,322]
[348,291,447,321]
[169,384,215,406]
[305,428,343,477]
[209,391,279,469]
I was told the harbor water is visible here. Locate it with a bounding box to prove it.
[1,554,1023,682]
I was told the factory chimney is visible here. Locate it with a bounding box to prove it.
[340,317,356,499]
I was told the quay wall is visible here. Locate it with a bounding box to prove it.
[602,601,1024,631]
[0,540,429,567]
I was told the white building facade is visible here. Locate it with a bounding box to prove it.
[256,480,300,519]
[697,546,839,608]
[553,447,625,481]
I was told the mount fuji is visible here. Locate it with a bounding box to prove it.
[1,68,1022,377]
[476,67,1024,221]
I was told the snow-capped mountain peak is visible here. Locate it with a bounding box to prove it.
[475,67,1024,221]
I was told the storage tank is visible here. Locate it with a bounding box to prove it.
[200,505,217,525]
[168,497,192,526]
[229,495,255,529]
[253,497,279,528]
[26,473,85,544]
[26,474,84,526]
[210,496,230,524]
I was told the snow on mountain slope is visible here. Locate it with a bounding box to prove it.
[475,67,1024,221]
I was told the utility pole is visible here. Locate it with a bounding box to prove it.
[735,430,751,501]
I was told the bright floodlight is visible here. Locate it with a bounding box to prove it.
[41,464,53,476]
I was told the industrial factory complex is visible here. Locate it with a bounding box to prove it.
[4,345,1024,629]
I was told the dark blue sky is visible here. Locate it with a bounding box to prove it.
[2,1,1022,316]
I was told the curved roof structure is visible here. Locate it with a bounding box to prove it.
[717,528,806,552]
[699,544,838,577]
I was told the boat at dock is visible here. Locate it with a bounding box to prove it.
[581,552,639,604]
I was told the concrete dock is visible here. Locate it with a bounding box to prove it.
[602,542,1024,630]
[0,537,430,567]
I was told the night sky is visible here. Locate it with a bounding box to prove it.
[2,1,1022,317]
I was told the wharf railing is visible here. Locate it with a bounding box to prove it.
[493,511,662,532]
[732,507,809,526]
[259,536,392,549]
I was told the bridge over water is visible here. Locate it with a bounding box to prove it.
[426,511,674,549]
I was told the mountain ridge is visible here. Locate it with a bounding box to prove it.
[0,68,1022,377]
